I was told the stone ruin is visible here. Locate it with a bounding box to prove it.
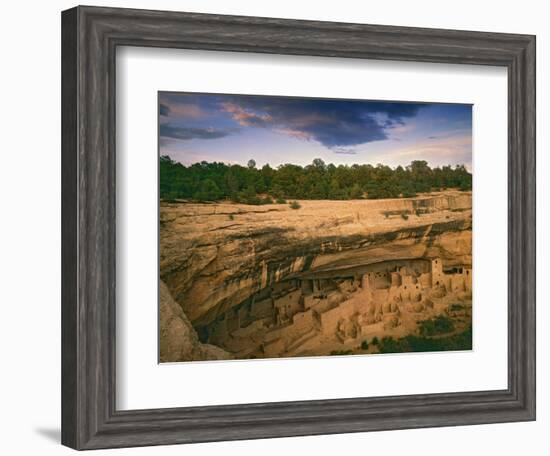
[200,258,472,359]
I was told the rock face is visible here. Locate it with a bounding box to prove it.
[160,191,472,329]
[159,280,232,362]
[203,256,472,359]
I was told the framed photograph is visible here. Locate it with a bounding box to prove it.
[61,6,536,450]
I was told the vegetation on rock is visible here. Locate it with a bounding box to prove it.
[378,325,472,354]
[417,315,455,336]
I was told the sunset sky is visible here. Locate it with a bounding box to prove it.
[159,92,472,170]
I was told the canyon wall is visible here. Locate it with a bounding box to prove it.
[160,191,472,328]
[159,280,232,362]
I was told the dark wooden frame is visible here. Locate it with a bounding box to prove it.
[61,5,536,450]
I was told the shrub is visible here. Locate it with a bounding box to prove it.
[418,315,455,337]
[402,190,417,198]
[228,214,234,221]
[379,336,407,353]
[361,340,369,350]
[276,197,287,204]
[330,350,353,356]
[371,336,379,346]
[449,303,465,312]
[401,213,409,220]
[289,200,301,210]
[378,326,472,354]
[261,196,274,205]
[245,196,263,205]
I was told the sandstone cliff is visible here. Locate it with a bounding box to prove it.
[159,280,232,362]
[160,191,472,327]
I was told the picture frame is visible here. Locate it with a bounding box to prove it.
[61,5,536,450]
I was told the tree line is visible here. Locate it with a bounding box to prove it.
[160,156,472,204]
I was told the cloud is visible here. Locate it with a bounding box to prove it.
[362,133,472,170]
[273,127,313,141]
[160,124,234,141]
[219,97,422,149]
[165,103,205,119]
[365,102,421,125]
[158,94,209,119]
[221,102,273,126]
[333,148,357,155]
[159,103,170,116]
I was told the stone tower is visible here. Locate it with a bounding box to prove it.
[431,258,443,287]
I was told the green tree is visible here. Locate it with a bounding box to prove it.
[193,179,221,201]
[159,156,472,202]
[349,183,363,199]
[311,158,327,171]
[328,178,346,200]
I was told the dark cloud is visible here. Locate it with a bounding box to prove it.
[333,149,357,155]
[159,103,170,116]
[159,93,219,119]
[364,101,421,125]
[160,124,233,141]
[220,96,422,149]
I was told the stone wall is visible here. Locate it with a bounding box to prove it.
[199,255,472,359]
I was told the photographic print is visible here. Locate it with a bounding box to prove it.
[159,92,473,363]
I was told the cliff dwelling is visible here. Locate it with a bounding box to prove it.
[197,257,472,359]
[157,90,475,362]
[159,191,473,362]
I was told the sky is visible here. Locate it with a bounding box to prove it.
[159,92,472,171]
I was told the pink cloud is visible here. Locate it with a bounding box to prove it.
[162,102,206,119]
[273,127,313,141]
[172,104,205,118]
[221,102,272,126]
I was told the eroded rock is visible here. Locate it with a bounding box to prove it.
[160,191,472,328]
[159,280,232,362]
